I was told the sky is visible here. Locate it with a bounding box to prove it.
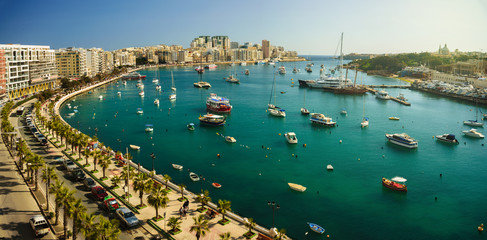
[1,0,486,55]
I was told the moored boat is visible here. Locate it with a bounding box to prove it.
[284,132,298,144]
[376,90,391,100]
[129,144,140,150]
[225,136,236,143]
[98,95,103,100]
[382,176,407,192]
[187,123,195,131]
[226,75,240,84]
[389,117,400,120]
[385,133,418,148]
[194,81,211,88]
[136,108,143,114]
[245,69,249,75]
[122,72,146,80]
[199,114,226,126]
[301,107,310,115]
[435,134,459,144]
[204,64,217,69]
[117,92,121,96]
[463,120,484,127]
[278,66,286,74]
[189,172,200,181]
[288,183,306,192]
[195,66,205,73]
[139,91,144,97]
[308,223,325,234]
[462,129,484,138]
[361,117,369,128]
[326,164,334,171]
[172,164,183,171]
[155,85,161,91]
[212,182,222,189]
[169,93,176,101]
[145,124,154,132]
[206,93,232,113]
[310,113,336,127]
[154,98,159,105]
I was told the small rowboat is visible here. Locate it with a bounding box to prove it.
[326,164,334,171]
[225,136,236,143]
[129,145,140,150]
[389,117,400,120]
[212,182,221,188]
[308,222,325,234]
[172,164,183,171]
[189,172,200,182]
[288,183,306,192]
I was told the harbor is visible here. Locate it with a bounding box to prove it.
[60,56,487,240]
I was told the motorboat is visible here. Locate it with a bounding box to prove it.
[67,113,75,116]
[187,123,195,131]
[385,133,418,148]
[169,93,176,101]
[98,95,103,100]
[189,172,200,181]
[204,64,217,69]
[301,107,310,115]
[195,66,205,73]
[340,109,347,115]
[172,164,183,171]
[136,108,143,114]
[122,72,146,80]
[463,120,484,127]
[226,75,240,84]
[117,92,121,96]
[137,83,144,89]
[155,85,161,91]
[268,108,286,117]
[139,91,144,97]
[152,78,159,83]
[310,113,336,127]
[288,183,306,192]
[145,124,154,132]
[292,67,299,73]
[240,62,247,66]
[435,134,459,144]
[212,182,222,189]
[376,90,391,100]
[268,74,285,117]
[207,93,232,113]
[382,177,407,192]
[397,93,408,101]
[284,132,298,144]
[326,164,334,171]
[129,145,140,150]
[278,66,286,74]
[225,136,236,143]
[199,114,226,126]
[122,81,127,85]
[245,69,250,75]
[305,67,312,73]
[462,129,484,138]
[154,99,159,105]
[389,117,400,120]
[308,223,325,234]
[194,81,211,88]
[361,117,369,128]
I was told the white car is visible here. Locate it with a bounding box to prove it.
[63,159,77,172]
[30,215,50,237]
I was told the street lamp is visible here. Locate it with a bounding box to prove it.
[267,201,280,228]
[200,175,204,193]
[150,152,156,173]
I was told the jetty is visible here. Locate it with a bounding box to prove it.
[366,87,411,106]
[365,84,410,89]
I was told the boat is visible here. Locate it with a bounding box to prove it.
[240,62,247,66]
[308,223,325,234]
[382,176,407,192]
[187,123,195,131]
[122,72,146,80]
[154,98,159,105]
[136,108,143,114]
[122,81,127,85]
[194,79,211,88]
[305,67,312,73]
[301,90,310,115]
[206,93,232,113]
[170,71,176,92]
[152,78,159,83]
[435,134,459,144]
[145,124,154,132]
[326,164,334,171]
[98,95,103,100]
[284,132,298,144]
[288,183,306,192]
[310,113,336,126]
[389,117,400,120]
[117,91,121,96]
[199,114,226,126]
[268,74,286,117]
[195,66,205,73]
[464,104,483,126]
[172,164,183,170]
[361,117,369,128]
[225,136,236,143]
[212,182,222,189]
[155,85,161,91]
[397,93,408,101]
[139,91,144,97]
[137,83,144,89]
[292,67,299,73]
[278,66,286,74]
[67,112,75,116]
[129,145,140,150]
[245,69,249,75]
[385,133,418,148]
[226,75,240,84]
[169,93,176,101]
[189,172,200,181]
[204,64,217,69]
[376,90,391,100]
[340,108,347,115]
[462,129,484,138]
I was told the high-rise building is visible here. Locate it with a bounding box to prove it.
[55,47,87,78]
[262,40,270,59]
[230,42,239,49]
[0,49,6,101]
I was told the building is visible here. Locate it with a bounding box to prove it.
[262,40,270,59]
[0,44,58,102]
[0,49,6,101]
[55,47,87,79]
[438,44,450,55]
[230,42,239,49]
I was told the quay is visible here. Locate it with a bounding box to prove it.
[365,84,411,89]
[365,87,412,106]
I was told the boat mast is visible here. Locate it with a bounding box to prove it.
[269,74,275,106]
[339,32,344,86]
[354,66,358,87]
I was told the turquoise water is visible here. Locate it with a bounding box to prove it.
[61,56,487,240]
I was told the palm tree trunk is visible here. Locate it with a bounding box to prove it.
[63,208,67,238]
[55,204,59,225]
[72,216,77,240]
[46,180,50,211]
[34,170,38,191]
[140,192,143,206]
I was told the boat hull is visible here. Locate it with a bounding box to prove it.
[385,134,418,149]
[382,178,407,192]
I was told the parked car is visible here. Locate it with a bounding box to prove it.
[70,168,86,181]
[91,186,108,201]
[29,215,50,237]
[40,138,48,146]
[63,159,77,172]
[83,178,96,190]
[115,207,139,228]
[103,196,120,212]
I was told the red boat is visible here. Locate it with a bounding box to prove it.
[206,93,232,113]
[122,72,146,80]
[195,66,205,74]
[382,177,407,192]
[212,182,221,188]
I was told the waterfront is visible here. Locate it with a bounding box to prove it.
[61,56,487,240]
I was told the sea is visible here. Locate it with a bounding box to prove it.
[60,56,487,240]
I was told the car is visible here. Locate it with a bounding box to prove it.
[53,157,65,165]
[70,168,86,181]
[30,127,37,133]
[29,215,50,237]
[40,138,48,146]
[63,159,77,172]
[103,196,120,212]
[83,177,96,190]
[91,186,108,201]
[115,207,139,228]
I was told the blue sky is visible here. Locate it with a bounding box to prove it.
[1,0,486,54]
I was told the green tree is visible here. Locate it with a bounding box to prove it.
[163,174,171,190]
[68,198,86,240]
[218,199,232,223]
[219,232,231,240]
[178,184,186,201]
[274,228,287,240]
[190,214,210,240]
[167,217,181,233]
[133,172,151,207]
[196,190,211,210]
[99,155,111,179]
[50,180,64,225]
[41,166,58,212]
[245,218,256,235]
[147,184,169,219]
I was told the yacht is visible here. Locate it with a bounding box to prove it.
[462,129,484,138]
[240,62,247,66]
[155,85,161,91]
[207,93,232,113]
[301,107,310,115]
[169,93,176,101]
[361,117,369,128]
[435,134,459,144]
[310,113,336,126]
[204,64,217,69]
[385,133,418,148]
[117,92,121,96]
[268,108,286,117]
[245,69,250,75]
[139,91,144,97]
[98,95,103,100]
[463,120,484,127]
[122,81,127,85]
[225,136,236,143]
[376,90,391,100]
[226,75,240,84]
[152,78,159,83]
[199,114,226,126]
[293,67,300,73]
[284,132,298,144]
[194,81,211,88]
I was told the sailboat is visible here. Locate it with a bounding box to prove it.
[169,71,176,101]
[333,34,366,94]
[301,90,310,115]
[226,65,240,83]
[361,94,369,128]
[464,103,484,127]
[268,74,286,117]
[152,68,159,83]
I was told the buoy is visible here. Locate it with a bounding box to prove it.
[265,155,268,158]
[327,235,330,238]
[432,136,434,138]
[478,226,483,232]
[217,154,220,157]
[278,133,281,136]
[358,158,360,161]
[382,155,385,158]
[339,140,342,143]
[303,143,307,147]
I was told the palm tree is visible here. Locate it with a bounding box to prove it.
[94,216,121,240]
[147,184,169,220]
[41,166,58,212]
[219,232,231,240]
[274,228,286,240]
[178,184,186,201]
[163,174,171,191]
[196,190,211,210]
[50,180,64,225]
[68,198,86,240]
[217,199,232,223]
[61,187,75,238]
[190,214,210,240]
[167,217,181,233]
[110,175,121,189]
[78,134,89,160]
[99,155,111,179]
[28,154,44,190]
[244,218,256,236]
[78,212,97,239]
[133,172,151,207]
[91,150,101,172]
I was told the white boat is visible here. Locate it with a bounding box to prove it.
[288,183,306,192]
[376,90,390,100]
[268,74,286,117]
[225,136,236,143]
[154,98,159,105]
[189,172,200,181]
[98,95,103,100]
[269,108,286,117]
[152,79,159,83]
[284,132,298,144]
[464,120,484,127]
[361,117,369,128]
[226,75,240,84]
[240,62,247,66]
[145,124,154,132]
[139,91,144,97]
[293,67,300,73]
[117,92,121,96]
[310,113,336,126]
[385,133,418,149]
[155,85,161,91]
[67,112,75,116]
[194,81,211,88]
[169,71,176,100]
[340,109,347,115]
[326,164,334,171]
[136,108,143,114]
[435,134,459,144]
[301,90,310,115]
[172,164,183,170]
[169,93,176,100]
[122,81,127,85]
[129,144,140,150]
[462,129,484,138]
[278,66,286,74]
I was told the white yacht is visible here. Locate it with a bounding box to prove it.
[385,133,418,148]
[284,132,298,144]
[117,92,121,96]
[152,78,159,83]
[268,108,286,117]
[169,93,176,101]
[361,117,369,128]
[240,62,247,66]
[310,113,336,126]
[145,124,154,132]
[463,120,484,127]
[139,91,144,97]
[98,95,103,100]
[462,129,484,138]
[376,90,390,100]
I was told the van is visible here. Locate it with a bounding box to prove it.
[29,215,50,237]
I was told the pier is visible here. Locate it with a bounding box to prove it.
[365,87,412,106]
[365,84,411,89]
